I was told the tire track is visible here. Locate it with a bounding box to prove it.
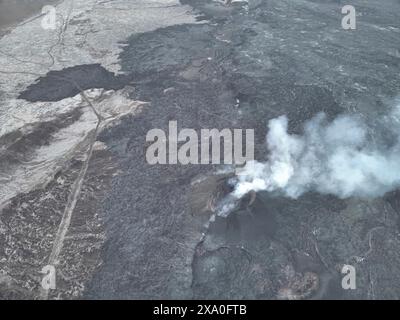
[41,90,102,300]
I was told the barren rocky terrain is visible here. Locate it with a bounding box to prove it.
[1,0,400,299]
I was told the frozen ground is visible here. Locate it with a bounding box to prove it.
[1,0,400,299]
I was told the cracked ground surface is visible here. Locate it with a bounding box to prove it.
[1,0,400,299]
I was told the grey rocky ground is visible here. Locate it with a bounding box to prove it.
[1,0,400,299]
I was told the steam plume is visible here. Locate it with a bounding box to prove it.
[233,106,400,200]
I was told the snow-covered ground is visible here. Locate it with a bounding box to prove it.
[0,0,199,205]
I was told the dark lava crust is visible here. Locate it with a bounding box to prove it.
[2,0,400,299]
[84,0,400,299]
[19,64,129,102]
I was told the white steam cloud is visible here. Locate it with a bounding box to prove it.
[233,107,400,200]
